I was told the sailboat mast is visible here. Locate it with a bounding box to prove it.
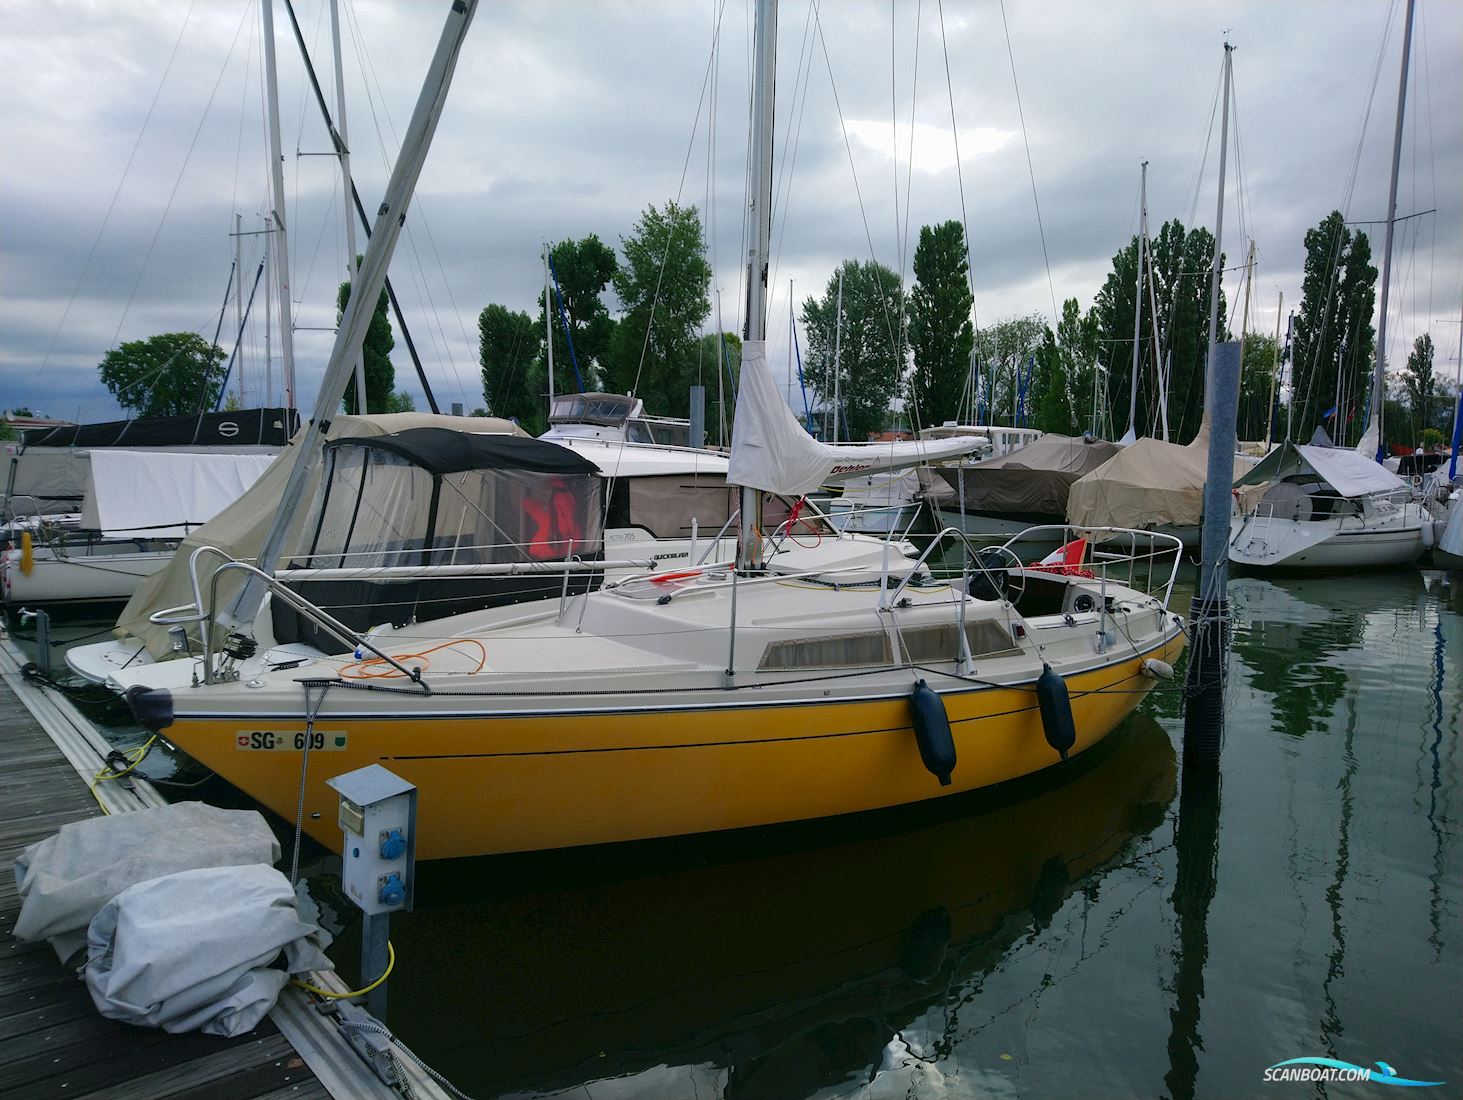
[736,0,777,574]
[1450,285,1462,481]
[260,0,296,410]
[329,0,366,414]
[226,0,479,630]
[1266,290,1282,445]
[543,243,555,405]
[234,212,245,405]
[1361,0,1416,460]
[1203,43,1232,413]
[833,268,843,443]
[1123,161,1147,444]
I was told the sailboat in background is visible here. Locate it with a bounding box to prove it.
[1229,0,1429,571]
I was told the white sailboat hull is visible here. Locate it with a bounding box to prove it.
[1228,506,1426,570]
[2,546,172,605]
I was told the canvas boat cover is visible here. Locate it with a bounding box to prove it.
[1067,436,1259,529]
[728,340,983,496]
[80,451,276,537]
[5,448,92,514]
[938,434,1121,516]
[1235,440,1407,498]
[328,427,596,477]
[1308,425,1335,447]
[86,863,330,1037]
[12,802,280,962]
[114,412,525,659]
[21,408,299,449]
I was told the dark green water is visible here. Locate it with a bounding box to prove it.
[10,568,1462,1098]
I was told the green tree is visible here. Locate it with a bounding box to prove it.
[1031,298,1099,434]
[695,330,742,445]
[386,389,415,413]
[973,314,1050,427]
[801,259,906,441]
[1290,211,1376,442]
[337,257,395,415]
[541,236,617,394]
[606,201,712,417]
[907,220,975,428]
[1238,332,1279,442]
[1092,220,1224,443]
[478,303,545,433]
[98,332,227,416]
[1402,333,1435,437]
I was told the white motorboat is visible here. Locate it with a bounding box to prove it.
[1228,441,1427,570]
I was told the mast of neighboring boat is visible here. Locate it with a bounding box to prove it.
[735,0,776,574]
[329,0,367,414]
[234,212,246,405]
[1200,42,1232,432]
[832,268,843,443]
[260,0,296,411]
[263,226,273,403]
[1236,239,1256,434]
[1121,161,1147,445]
[544,243,555,408]
[1141,184,1168,441]
[1450,285,1462,481]
[1359,0,1416,461]
[1266,290,1283,447]
[225,0,479,630]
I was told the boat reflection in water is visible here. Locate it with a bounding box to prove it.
[363,716,1176,1098]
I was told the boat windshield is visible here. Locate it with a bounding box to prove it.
[299,446,604,569]
[549,394,637,427]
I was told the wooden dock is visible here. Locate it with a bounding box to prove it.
[0,636,436,1100]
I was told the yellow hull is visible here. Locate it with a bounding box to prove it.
[166,635,1183,860]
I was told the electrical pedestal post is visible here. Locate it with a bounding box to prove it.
[326,766,417,1021]
[1183,340,1241,768]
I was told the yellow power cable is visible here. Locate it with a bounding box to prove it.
[87,735,158,814]
[291,942,396,999]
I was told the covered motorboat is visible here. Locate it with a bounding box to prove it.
[932,433,1121,544]
[1228,440,1427,570]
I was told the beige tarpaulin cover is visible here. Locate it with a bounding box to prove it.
[115,413,524,658]
[937,433,1122,516]
[1066,436,1258,529]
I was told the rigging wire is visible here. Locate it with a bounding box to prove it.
[996,0,1060,329]
[37,0,202,375]
[109,4,255,353]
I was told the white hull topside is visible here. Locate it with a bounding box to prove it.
[2,548,171,605]
[1229,512,1426,570]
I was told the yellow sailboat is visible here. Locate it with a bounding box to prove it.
[125,0,1185,861]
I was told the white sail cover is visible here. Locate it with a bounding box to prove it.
[81,451,276,537]
[727,340,982,495]
[1236,441,1406,498]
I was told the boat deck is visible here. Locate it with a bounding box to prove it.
[0,678,333,1100]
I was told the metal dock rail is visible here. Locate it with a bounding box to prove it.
[0,634,447,1100]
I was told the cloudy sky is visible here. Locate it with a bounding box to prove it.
[3,0,1459,424]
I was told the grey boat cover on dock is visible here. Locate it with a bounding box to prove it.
[936,434,1120,515]
[12,801,280,962]
[85,863,330,1037]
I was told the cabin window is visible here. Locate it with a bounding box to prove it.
[758,630,893,671]
[898,619,1023,664]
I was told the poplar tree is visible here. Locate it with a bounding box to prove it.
[907,220,974,428]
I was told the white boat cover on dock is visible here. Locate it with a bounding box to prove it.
[1235,441,1407,498]
[12,801,280,961]
[728,340,983,496]
[81,451,277,537]
[1440,494,1463,558]
[86,863,330,1037]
